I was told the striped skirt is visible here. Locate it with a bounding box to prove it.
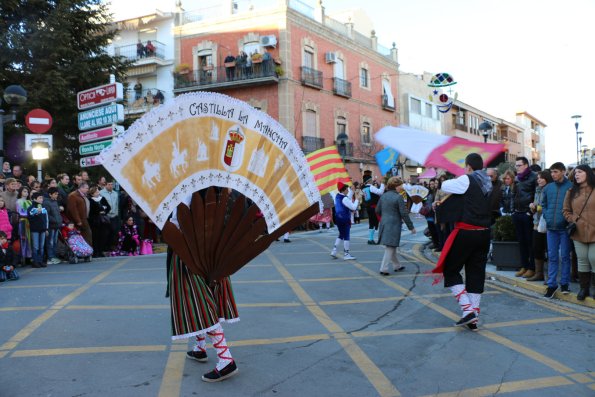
[168,253,239,340]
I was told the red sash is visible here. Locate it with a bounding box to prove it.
[430,222,488,284]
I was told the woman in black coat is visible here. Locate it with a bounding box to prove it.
[88,186,111,257]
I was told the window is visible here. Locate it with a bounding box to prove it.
[425,103,433,118]
[382,79,395,109]
[305,110,317,136]
[411,98,421,114]
[244,42,260,58]
[303,49,314,68]
[336,116,347,137]
[361,122,371,144]
[360,68,369,88]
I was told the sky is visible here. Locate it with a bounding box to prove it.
[108,0,595,166]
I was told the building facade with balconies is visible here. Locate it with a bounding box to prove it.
[107,11,176,120]
[515,112,546,169]
[173,0,399,180]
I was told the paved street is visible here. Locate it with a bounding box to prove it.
[1,217,594,397]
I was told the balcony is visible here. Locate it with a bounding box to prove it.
[115,41,169,66]
[381,95,395,111]
[337,142,354,158]
[302,136,325,154]
[333,78,351,98]
[173,60,279,93]
[300,66,323,89]
[532,132,540,143]
[123,88,165,116]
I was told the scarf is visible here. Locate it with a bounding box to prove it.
[516,167,531,182]
[58,182,73,194]
[91,196,102,203]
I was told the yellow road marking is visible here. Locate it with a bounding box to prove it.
[418,375,574,397]
[237,302,301,308]
[158,351,187,397]
[0,258,130,352]
[230,334,331,347]
[99,281,164,285]
[567,372,593,383]
[12,345,166,357]
[1,283,81,289]
[66,305,169,310]
[0,306,47,312]
[353,327,458,338]
[300,276,374,282]
[233,279,284,284]
[484,317,576,329]
[267,251,401,397]
[319,291,501,306]
[480,330,574,373]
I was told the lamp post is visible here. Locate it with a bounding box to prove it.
[0,85,28,165]
[479,120,492,143]
[336,131,348,161]
[572,115,582,165]
[31,139,50,182]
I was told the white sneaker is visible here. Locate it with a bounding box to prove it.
[343,253,356,260]
[330,250,337,259]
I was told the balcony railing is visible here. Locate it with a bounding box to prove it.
[381,95,395,111]
[300,66,323,89]
[333,77,351,98]
[337,142,354,158]
[115,40,166,62]
[123,88,165,115]
[302,136,325,154]
[174,59,278,91]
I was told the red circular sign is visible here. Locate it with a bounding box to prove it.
[25,108,53,134]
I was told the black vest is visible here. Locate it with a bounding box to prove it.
[462,174,491,227]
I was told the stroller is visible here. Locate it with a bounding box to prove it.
[57,217,93,264]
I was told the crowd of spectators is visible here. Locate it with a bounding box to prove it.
[0,161,160,283]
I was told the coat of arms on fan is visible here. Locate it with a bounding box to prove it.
[99,92,322,282]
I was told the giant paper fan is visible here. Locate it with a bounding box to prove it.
[99,92,321,282]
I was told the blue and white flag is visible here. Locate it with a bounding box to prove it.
[374,147,399,176]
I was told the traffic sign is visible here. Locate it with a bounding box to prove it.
[80,155,102,168]
[25,109,53,134]
[78,104,124,131]
[78,125,124,144]
[77,82,123,110]
[79,139,113,155]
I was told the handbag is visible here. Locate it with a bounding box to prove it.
[100,214,111,225]
[537,216,547,233]
[140,239,153,255]
[566,189,593,237]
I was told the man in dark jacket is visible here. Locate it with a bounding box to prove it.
[512,157,537,278]
[43,187,63,265]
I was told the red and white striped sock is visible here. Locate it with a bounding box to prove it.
[193,334,206,353]
[450,284,474,317]
[207,325,233,371]
[468,293,481,319]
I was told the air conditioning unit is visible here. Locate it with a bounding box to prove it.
[260,35,277,47]
[325,52,337,63]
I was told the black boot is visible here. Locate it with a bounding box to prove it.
[577,272,591,301]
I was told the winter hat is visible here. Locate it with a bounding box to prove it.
[337,181,347,192]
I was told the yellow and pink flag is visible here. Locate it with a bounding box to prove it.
[306,146,351,195]
[375,126,506,176]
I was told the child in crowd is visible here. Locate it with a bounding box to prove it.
[0,197,13,238]
[16,186,32,264]
[61,220,93,262]
[43,187,63,265]
[0,231,18,282]
[115,216,140,256]
[27,192,49,268]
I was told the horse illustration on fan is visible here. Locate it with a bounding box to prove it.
[170,129,188,178]
[142,159,161,188]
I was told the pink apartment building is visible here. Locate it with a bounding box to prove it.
[173,0,399,180]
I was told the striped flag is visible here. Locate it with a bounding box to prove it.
[306,146,351,195]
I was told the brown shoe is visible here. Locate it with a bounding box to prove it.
[522,270,535,279]
[526,272,544,281]
[515,268,527,277]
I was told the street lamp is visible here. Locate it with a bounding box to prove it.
[479,120,492,143]
[572,115,582,165]
[31,139,50,182]
[336,131,348,161]
[0,85,28,165]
